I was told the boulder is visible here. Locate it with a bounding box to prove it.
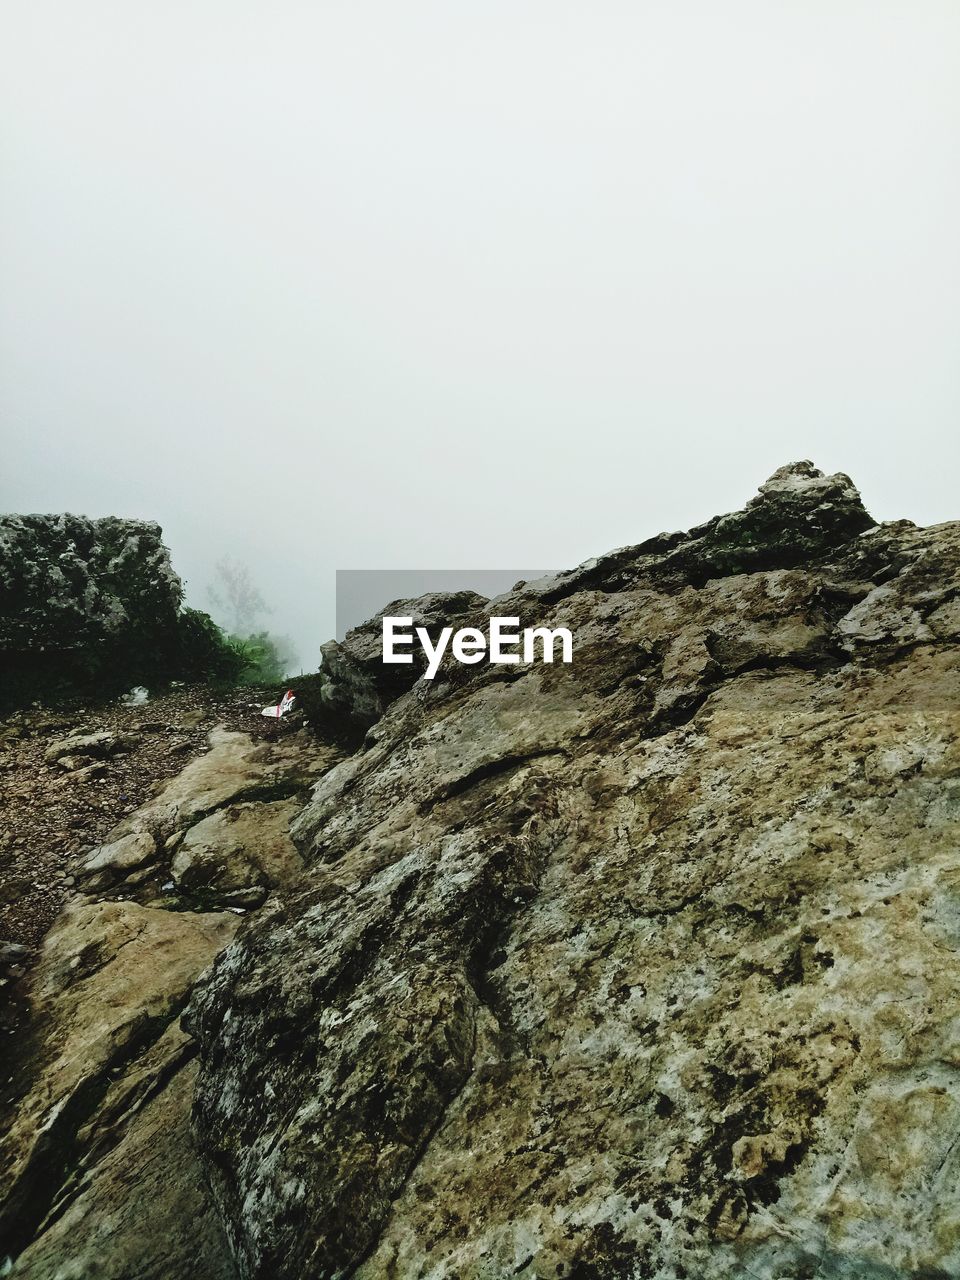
[78,831,158,892]
[185,465,960,1279]
[0,515,185,709]
[299,590,489,743]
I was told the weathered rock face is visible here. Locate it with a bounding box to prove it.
[74,726,333,902]
[301,590,489,743]
[171,797,305,909]
[186,463,960,1279]
[0,513,183,655]
[0,514,185,708]
[1,717,339,1278]
[0,898,240,1265]
[12,1056,236,1280]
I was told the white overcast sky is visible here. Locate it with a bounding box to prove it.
[2,2,958,663]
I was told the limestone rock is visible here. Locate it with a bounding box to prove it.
[0,703,336,1276]
[527,458,876,603]
[78,831,158,892]
[185,465,960,1279]
[0,942,30,981]
[106,726,329,848]
[0,515,182,654]
[11,1055,235,1280]
[171,797,304,908]
[0,515,185,710]
[43,731,135,765]
[54,754,87,772]
[300,590,489,743]
[0,900,239,1263]
[67,728,336,906]
[177,708,208,730]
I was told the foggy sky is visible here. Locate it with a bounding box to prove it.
[2,2,959,668]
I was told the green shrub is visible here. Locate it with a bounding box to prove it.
[175,608,248,682]
[228,631,297,685]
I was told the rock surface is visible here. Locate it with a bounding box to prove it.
[184,463,960,1279]
[0,898,240,1265]
[5,463,960,1280]
[12,1056,236,1280]
[301,590,490,743]
[1,712,338,1277]
[0,515,186,708]
[78,830,158,892]
[0,686,294,950]
[73,725,335,904]
[171,797,305,909]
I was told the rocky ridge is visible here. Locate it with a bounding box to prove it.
[3,462,960,1279]
[188,462,960,1279]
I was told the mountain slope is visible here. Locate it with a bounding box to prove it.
[186,464,960,1280]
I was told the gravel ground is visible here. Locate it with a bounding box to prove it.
[0,683,287,954]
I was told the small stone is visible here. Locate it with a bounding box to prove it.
[64,762,107,785]
[44,731,121,764]
[56,754,89,772]
[79,832,157,892]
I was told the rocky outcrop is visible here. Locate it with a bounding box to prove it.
[0,514,243,709]
[6,463,960,1280]
[0,515,183,654]
[184,464,960,1279]
[0,898,240,1266]
[71,725,334,901]
[300,590,489,743]
[0,687,297,952]
[12,1056,236,1280]
[1,717,339,1278]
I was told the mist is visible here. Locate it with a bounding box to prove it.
[2,2,959,669]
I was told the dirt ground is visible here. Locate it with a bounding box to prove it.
[0,683,289,955]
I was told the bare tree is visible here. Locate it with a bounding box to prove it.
[208,557,271,636]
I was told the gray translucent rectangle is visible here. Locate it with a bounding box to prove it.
[335,570,552,640]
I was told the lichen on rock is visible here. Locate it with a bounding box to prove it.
[182,463,960,1279]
